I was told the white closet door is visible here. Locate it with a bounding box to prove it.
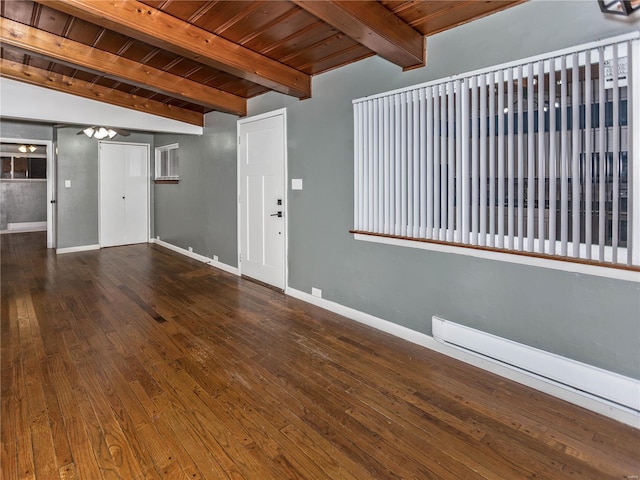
[123,144,149,245]
[99,142,148,247]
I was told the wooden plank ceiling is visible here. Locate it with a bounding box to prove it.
[0,0,523,126]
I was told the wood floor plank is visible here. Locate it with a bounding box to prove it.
[2,232,639,480]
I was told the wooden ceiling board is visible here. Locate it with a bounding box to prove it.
[303,45,374,76]
[138,48,183,71]
[382,0,461,28]
[417,1,524,36]
[32,3,69,36]
[264,22,342,64]
[64,15,103,44]
[216,2,297,45]
[192,1,258,34]
[148,0,211,22]
[1,46,28,64]
[244,8,319,55]
[282,32,363,72]
[383,0,525,35]
[0,0,35,26]
[92,29,137,55]
[214,80,269,99]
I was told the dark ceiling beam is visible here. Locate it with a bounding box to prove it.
[36,0,311,98]
[0,18,246,116]
[0,58,204,126]
[292,0,425,70]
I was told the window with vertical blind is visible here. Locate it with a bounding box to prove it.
[352,33,639,269]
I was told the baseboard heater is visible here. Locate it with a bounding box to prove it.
[432,317,640,413]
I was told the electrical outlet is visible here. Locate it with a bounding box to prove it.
[156,235,160,240]
[213,255,219,262]
[311,287,322,298]
[188,246,193,253]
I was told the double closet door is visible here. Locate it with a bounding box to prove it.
[99,142,149,248]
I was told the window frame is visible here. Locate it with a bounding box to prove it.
[154,143,180,183]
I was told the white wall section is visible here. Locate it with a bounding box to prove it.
[0,78,202,135]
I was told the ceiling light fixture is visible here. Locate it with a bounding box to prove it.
[18,145,37,153]
[83,126,119,139]
[598,0,640,16]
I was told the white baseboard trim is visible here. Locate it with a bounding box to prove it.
[151,238,239,275]
[285,287,640,429]
[56,244,100,255]
[4,221,47,233]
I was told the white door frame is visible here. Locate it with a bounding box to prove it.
[0,137,55,248]
[98,141,150,247]
[237,108,288,289]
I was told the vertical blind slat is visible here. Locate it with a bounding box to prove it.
[394,94,402,236]
[413,90,421,238]
[383,97,391,234]
[489,72,496,247]
[598,48,606,262]
[406,93,413,236]
[507,66,515,249]
[497,69,505,248]
[612,45,620,262]
[548,58,557,255]
[627,41,634,266]
[571,52,581,256]
[471,75,479,245]
[440,84,448,241]
[516,64,524,250]
[533,61,543,253]
[584,51,592,258]
[518,63,528,251]
[378,98,383,233]
[389,95,396,235]
[419,89,427,238]
[426,87,434,238]
[560,55,569,256]
[400,93,407,236]
[371,99,382,232]
[448,81,456,242]
[460,80,470,243]
[433,89,441,238]
[479,74,488,246]
[461,79,470,244]
[354,103,361,230]
[364,101,370,232]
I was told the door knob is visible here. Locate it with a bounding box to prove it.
[270,211,283,218]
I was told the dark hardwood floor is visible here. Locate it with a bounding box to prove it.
[2,232,639,479]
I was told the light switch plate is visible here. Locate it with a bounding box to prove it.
[291,178,303,190]
[64,180,71,188]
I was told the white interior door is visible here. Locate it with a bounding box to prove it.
[99,142,148,247]
[239,111,286,290]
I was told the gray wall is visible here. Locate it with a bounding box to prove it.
[154,112,238,266]
[0,120,53,230]
[56,127,154,248]
[0,119,53,141]
[0,181,47,230]
[246,0,640,378]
